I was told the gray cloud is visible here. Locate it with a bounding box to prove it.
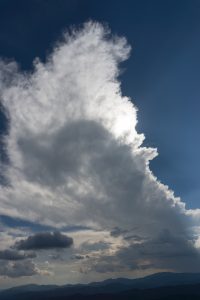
[15,232,73,250]
[110,227,128,237]
[0,249,36,260]
[73,255,86,260]
[0,260,39,278]
[91,229,200,274]
[81,241,110,252]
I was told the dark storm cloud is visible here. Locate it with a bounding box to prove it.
[15,232,73,250]
[0,249,36,260]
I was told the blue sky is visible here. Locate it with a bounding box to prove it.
[0,0,200,288]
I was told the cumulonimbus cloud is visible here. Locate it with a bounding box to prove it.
[0,21,199,275]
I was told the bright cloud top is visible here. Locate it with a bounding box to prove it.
[0,22,199,279]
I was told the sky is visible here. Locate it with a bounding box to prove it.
[0,0,200,289]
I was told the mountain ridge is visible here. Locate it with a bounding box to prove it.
[2,272,200,300]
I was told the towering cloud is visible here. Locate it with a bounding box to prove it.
[0,21,199,276]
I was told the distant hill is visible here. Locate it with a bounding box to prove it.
[2,272,200,299]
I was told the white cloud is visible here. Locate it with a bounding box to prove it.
[0,21,199,277]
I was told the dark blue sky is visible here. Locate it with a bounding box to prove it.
[0,0,200,208]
